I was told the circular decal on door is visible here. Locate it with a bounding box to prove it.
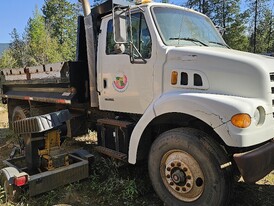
[113,73,128,92]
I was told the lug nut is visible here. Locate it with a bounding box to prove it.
[171,163,175,167]
[183,167,188,172]
[182,187,186,191]
[177,162,181,167]
[170,182,174,186]
[167,175,171,178]
[176,187,180,191]
[187,175,191,179]
[167,167,171,171]
[186,183,191,187]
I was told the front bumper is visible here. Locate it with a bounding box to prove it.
[233,139,274,183]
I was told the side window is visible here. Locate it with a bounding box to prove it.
[131,13,152,59]
[106,20,116,54]
[106,13,152,59]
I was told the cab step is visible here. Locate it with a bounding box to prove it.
[94,146,128,161]
[96,118,134,158]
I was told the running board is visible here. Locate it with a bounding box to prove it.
[94,146,127,161]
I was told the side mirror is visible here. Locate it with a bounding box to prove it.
[113,7,128,43]
[114,43,126,54]
[215,26,225,36]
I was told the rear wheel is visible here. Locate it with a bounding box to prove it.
[12,106,30,122]
[148,128,233,206]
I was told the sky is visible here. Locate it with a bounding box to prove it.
[0,0,187,43]
[0,0,78,43]
[1,0,272,44]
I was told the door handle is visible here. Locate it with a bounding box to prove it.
[103,79,107,88]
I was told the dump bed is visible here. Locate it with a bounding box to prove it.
[0,61,89,105]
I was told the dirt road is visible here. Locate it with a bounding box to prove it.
[0,106,273,206]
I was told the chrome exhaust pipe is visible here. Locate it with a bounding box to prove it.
[79,0,99,107]
[79,0,91,16]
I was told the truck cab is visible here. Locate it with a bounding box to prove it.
[94,1,274,205]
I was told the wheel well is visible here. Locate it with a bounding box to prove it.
[136,112,227,161]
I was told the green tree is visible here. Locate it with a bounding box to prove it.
[8,28,28,67]
[25,7,62,65]
[185,0,249,51]
[185,0,213,18]
[42,0,79,60]
[246,0,270,53]
[254,9,274,53]
[0,28,27,68]
[224,12,249,51]
[0,49,17,68]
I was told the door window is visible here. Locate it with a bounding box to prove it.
[106,13,152,59]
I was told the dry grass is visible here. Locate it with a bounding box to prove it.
[0,106,273,205]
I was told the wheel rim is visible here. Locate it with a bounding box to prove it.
[160,150,205,202]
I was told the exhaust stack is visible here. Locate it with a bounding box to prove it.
[80,0,98,107]
[80,0,91,16]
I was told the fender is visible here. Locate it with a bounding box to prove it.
[128,91,270,164]
[0,167,20,184]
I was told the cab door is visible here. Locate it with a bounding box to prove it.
[97,12,154,114]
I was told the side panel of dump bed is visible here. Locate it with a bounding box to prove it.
[0,61,90,105]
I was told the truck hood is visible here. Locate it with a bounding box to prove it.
[164,46,274,102]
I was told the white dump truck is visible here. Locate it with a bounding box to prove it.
[0,0,273,205]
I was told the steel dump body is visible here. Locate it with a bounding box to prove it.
[0,61,89,105]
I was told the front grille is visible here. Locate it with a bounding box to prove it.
[270,73,274,82]
[270,73,274,117]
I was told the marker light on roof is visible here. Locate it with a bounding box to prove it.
[135,0,152,5]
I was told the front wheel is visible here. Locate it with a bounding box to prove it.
[148,128,233,206]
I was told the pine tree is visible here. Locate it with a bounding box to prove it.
[42,0,79,61]
[185,0,249,51]
[26,7,63,65]
[255,8,274,53]
[0,50,17,68]
[246,0,270,53]
[9,28,27,67]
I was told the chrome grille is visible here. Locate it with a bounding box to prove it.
[270,73,274,117]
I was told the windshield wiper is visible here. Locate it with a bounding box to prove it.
[208,41,230,48]
[169,37,208,46]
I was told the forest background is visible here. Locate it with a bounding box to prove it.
[0,0,273,69]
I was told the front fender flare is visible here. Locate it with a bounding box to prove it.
[128,92,263,164]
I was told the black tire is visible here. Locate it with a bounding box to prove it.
[148,128,233,206]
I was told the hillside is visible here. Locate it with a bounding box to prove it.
[0,43,10,57]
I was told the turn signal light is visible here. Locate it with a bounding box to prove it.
[14,175,28,187]
[136,0,152,4]
[171,71,178,85]
[231,113,251,128]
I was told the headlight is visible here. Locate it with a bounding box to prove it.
[254,106,265,126]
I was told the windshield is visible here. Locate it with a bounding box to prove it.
[152,7,226,47]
